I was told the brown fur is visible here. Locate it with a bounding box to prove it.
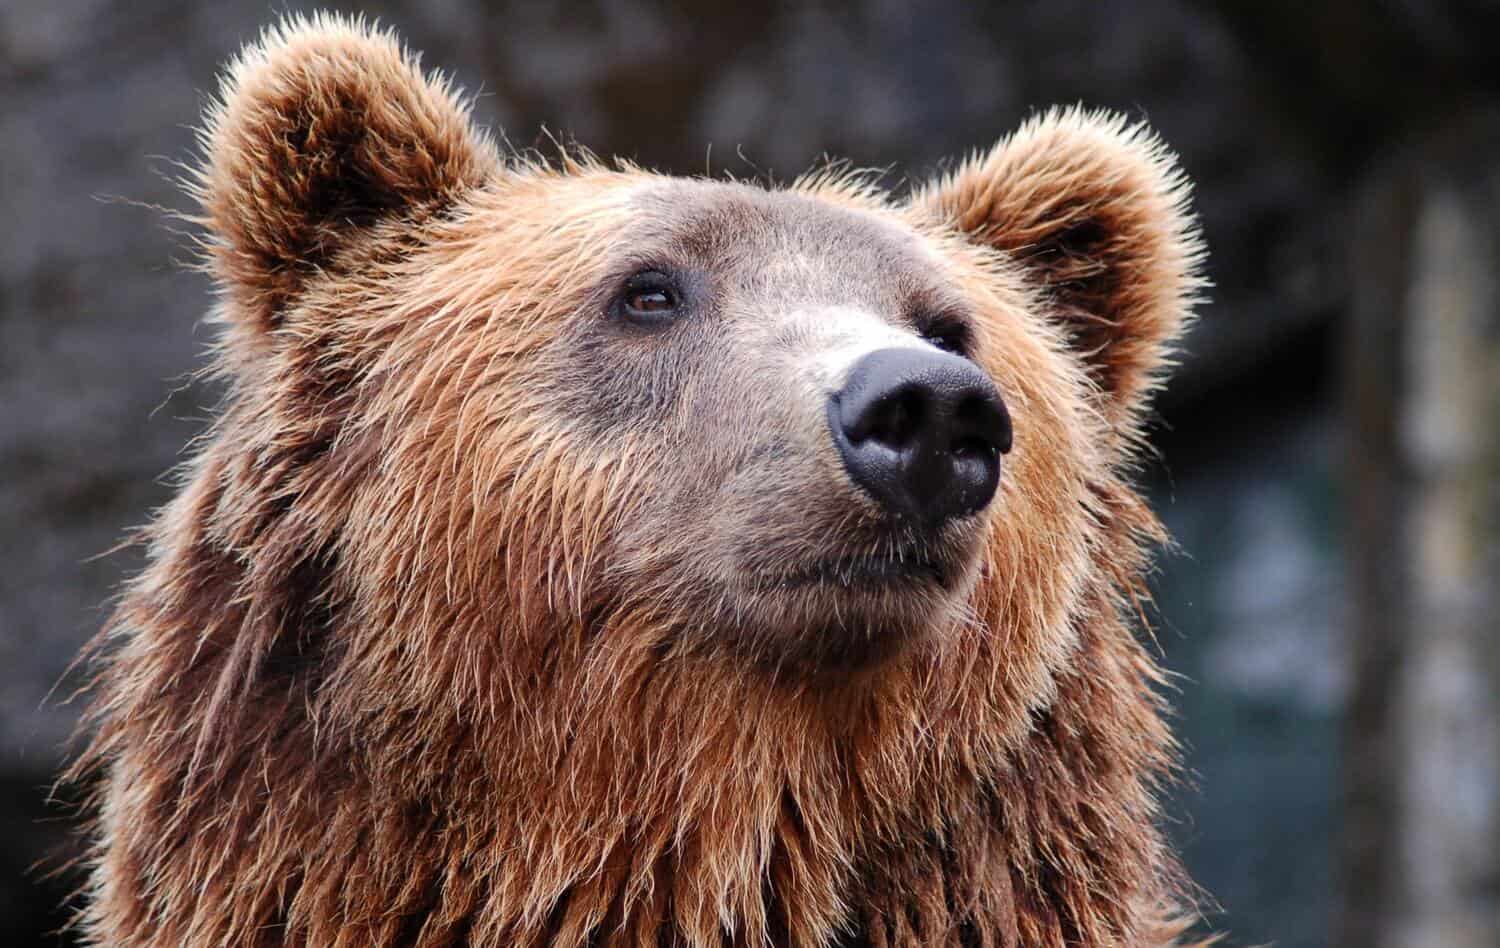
[72,14,1209,947]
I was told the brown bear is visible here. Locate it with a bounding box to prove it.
[72,14,1208,947]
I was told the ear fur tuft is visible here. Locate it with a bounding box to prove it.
[915,108,1207,439]
[192,13,498,334]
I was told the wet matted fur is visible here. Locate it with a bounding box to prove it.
[71,13,1210,947]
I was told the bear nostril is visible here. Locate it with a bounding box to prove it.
[851,386,926,449]
[953,392,1013,456]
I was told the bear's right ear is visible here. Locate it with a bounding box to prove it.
[193,15,498,335]
[911,109,1204,444]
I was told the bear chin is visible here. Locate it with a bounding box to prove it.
[708,540,985,675]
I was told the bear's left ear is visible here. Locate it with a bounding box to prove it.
[194,14,499,336]
[912,108,1205,438]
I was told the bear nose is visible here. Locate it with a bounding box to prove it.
[828,347,1012,528]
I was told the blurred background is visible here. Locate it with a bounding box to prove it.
[3,2,1498,945]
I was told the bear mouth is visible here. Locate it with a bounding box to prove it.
[773,553,949,590]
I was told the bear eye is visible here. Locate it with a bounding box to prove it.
[617,270,682,325]
[920,315,973,358]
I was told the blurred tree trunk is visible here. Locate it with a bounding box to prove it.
[1195,5,1500,943]
[1343,111,1500,948]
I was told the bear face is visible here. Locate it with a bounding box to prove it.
[515,179,1065,673]
[77,14,1207,948]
